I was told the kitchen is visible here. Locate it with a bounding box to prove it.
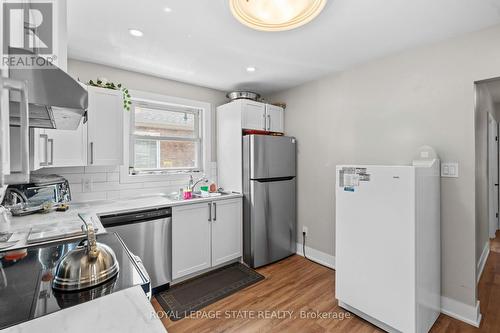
[1,1,500,333]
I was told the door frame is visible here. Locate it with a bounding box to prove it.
[487,112,499,238]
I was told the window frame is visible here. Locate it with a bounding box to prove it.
[130,100,203,172]
[119,90,212,184]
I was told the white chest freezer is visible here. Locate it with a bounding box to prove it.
[335,158,440,333]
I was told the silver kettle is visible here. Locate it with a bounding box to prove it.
[52,214,119,291]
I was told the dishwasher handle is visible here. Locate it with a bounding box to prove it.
[100,207,172,228]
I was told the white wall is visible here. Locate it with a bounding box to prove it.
[33,59,226,202]
[270,24,500,308]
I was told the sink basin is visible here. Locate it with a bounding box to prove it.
[165,191,231,201]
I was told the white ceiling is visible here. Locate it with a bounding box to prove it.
[68,0,500,94]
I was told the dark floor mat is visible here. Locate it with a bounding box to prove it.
[156,262,264,321]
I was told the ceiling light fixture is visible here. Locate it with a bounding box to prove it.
[229,0,327,32]
[164,7,172,13]
[246,66,256,72]
[129,29,144,37]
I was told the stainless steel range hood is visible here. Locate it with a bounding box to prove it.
[9,51,88,130]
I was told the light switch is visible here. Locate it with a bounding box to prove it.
[441,163,459,178]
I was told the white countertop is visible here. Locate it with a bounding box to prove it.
[0,192,242,251]
[0,192,243,332]
[2,285,167,333]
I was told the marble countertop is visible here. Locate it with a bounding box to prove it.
[0,192,242,252]
[2,285,167,333]
[0,192,242,332]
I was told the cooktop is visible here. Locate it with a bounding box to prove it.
[0,233,150,330]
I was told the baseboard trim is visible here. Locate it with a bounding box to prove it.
[295,242,335,269]
[298,243,483,328]
[441,297,482,328]
[477,241,490,283]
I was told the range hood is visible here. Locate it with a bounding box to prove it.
[9,51,88,130]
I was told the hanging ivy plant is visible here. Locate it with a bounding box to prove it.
[87,78,132,111]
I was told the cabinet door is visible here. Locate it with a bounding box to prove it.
[172,203,212,280]
[30,128,47,170]
[211,198,243,266]
[242,101,266,130]
[87,86,123,166]
[266,104,284,133]
[44,119,87,167]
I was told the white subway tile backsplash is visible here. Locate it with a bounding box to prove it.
[106,191,121,200]
[84,166,119,173]
[72,191,107,202]
[92,181,143,192]
[107,172,120,182]
[34,166,215,203]
[87,173,108,183]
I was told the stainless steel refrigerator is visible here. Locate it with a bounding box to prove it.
[242,135,297,268]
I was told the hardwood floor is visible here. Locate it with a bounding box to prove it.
[152,233,500,332]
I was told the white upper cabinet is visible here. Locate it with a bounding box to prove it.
[242,101,266,130]
[87,86,124,166]
[219,100,284,133]
[265,104,284,133]
[17,85,124,170]
[30,120,87,170]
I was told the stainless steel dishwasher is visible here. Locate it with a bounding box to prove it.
[99,207,171,290]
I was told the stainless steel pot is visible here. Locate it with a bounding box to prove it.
[52,214,119,291]
[226,91,261,101]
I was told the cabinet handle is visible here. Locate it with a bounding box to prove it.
[48,138,54,166]
[208,202,212,222]
[213,202,217,222]
[267,115,271,131]
[90,142,94,165]
[263,113,267,130]
[40,134,49,166]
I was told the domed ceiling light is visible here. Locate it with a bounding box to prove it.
[229,0,327,32]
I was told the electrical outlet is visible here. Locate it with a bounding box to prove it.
[82,176,92,193]
[302,226,308,235]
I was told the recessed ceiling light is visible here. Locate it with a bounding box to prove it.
[229,0,327,32]
[164,7,172,13]
[246,66,256,72]
[129,29,144,37]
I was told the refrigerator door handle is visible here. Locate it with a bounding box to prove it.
[254,176,295,183]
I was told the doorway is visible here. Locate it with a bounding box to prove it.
[487,112,499,238]
[476,79,500,243]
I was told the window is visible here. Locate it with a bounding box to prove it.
[130,102,202,173]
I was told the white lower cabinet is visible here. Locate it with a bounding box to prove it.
[172,202,212,280]
[211,199,243,266]
[172,198,242,280]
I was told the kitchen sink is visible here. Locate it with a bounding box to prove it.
[165,191,232,201]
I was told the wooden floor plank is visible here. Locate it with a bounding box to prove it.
[152,232,500,333]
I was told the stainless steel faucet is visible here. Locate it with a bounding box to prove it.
[188,175,208,192]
